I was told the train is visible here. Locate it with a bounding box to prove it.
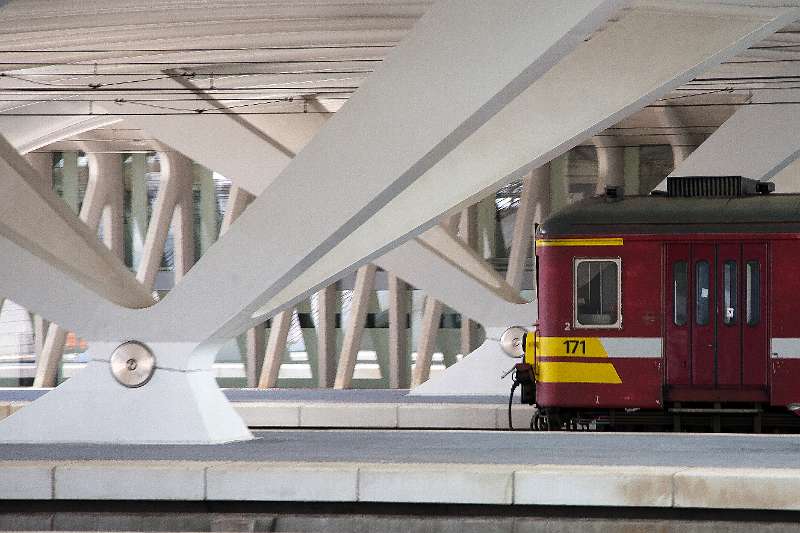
[514,175,800,432]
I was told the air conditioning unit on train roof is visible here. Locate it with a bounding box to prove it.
[666,176,774,198]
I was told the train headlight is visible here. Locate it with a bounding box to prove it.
[500,326,527,358]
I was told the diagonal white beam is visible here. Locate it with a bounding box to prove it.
[247,3,800,340]
[663,90,800,184]
[152,0,624,341]
[375,226,536,327]
[110,96,327,195]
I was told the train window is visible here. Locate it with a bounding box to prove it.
[574,258,620,328]
[746,261,760,326]
[723,261,737,325]
[673,261,688,326]
[695,261,710,326]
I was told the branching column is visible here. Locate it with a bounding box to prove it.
[33,152,123,387]
[219,186,265,388]
[24,152,54,359]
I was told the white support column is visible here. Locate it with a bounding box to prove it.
[136,151,194,288]
[33,152,118,388]
[530,164,551,299]
[32,314,49,359]
[388,274,409,389]
[220,186,264,388]
[412,297,443,387]
[458,206,480,356]
[334,264,377,389]
[549,152,570,212]
[24,152,53,354]
[129,153,148,272]
[166,153,195,280]
[61,151,80,214]
[623,146,640,196]
[412,214,461,385]
[506,171,535,292]
[476,196,497,260]
[595,145,625,193]
[195,164,218,255]
[95,153,124,260]
[258,309,292,389]
[316,284,337,388]
[657,104,694,167]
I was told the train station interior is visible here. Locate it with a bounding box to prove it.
[3,0,800,531]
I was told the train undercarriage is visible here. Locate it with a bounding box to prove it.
[528,403,800,433]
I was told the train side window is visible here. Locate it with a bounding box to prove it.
[695,260,710,326]
[673,261,688,326]
[574,258,620,328]
[746,261,760,326]
[723,261,737,325]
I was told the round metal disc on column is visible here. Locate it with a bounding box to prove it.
[110,341,156,388]
[499,326,527,358]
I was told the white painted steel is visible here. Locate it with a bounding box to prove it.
[0,0,623,442]
[662,91,800,186]
[1,1,798,438]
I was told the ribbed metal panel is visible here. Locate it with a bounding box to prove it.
[667,176,757,198]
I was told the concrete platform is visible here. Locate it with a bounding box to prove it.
[0,388,528,430]
[1,430,800,511]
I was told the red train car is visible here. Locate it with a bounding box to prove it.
[522,176,800,431]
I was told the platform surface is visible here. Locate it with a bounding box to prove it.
[0,430,797,467]
[2,430,800,511]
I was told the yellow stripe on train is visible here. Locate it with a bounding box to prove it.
[537,362,622,384]
[525,336,622,384]
[535,237,623,247]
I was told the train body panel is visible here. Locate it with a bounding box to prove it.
[531,184,800,419]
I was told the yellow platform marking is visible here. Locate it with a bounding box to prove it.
[537,362,622,384]
[536,238,623,247]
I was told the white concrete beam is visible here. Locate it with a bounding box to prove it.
[664,91,800,184]
[249,3,797,343]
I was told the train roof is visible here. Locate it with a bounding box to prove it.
[538,193,800,237]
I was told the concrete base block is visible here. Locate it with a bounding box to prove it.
[409,329,518,396]
[398,404,497,429]
[515,465,677,507]
[360,464,514,504]
[0,462,53,499]
[206,462,358,502]
[235,402,300,427]
[300,403,397,428]
[54,462,207,500]
[496,405,535,430]
[0,355,252,444]
[674,468,800,510]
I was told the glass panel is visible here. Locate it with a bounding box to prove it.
[673,261,688,326]
[575,260,619,326]
[695,261,710,326]
[723,260,737,326]
[747,261,760,326]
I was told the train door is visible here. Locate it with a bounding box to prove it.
[665,242,768,397]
